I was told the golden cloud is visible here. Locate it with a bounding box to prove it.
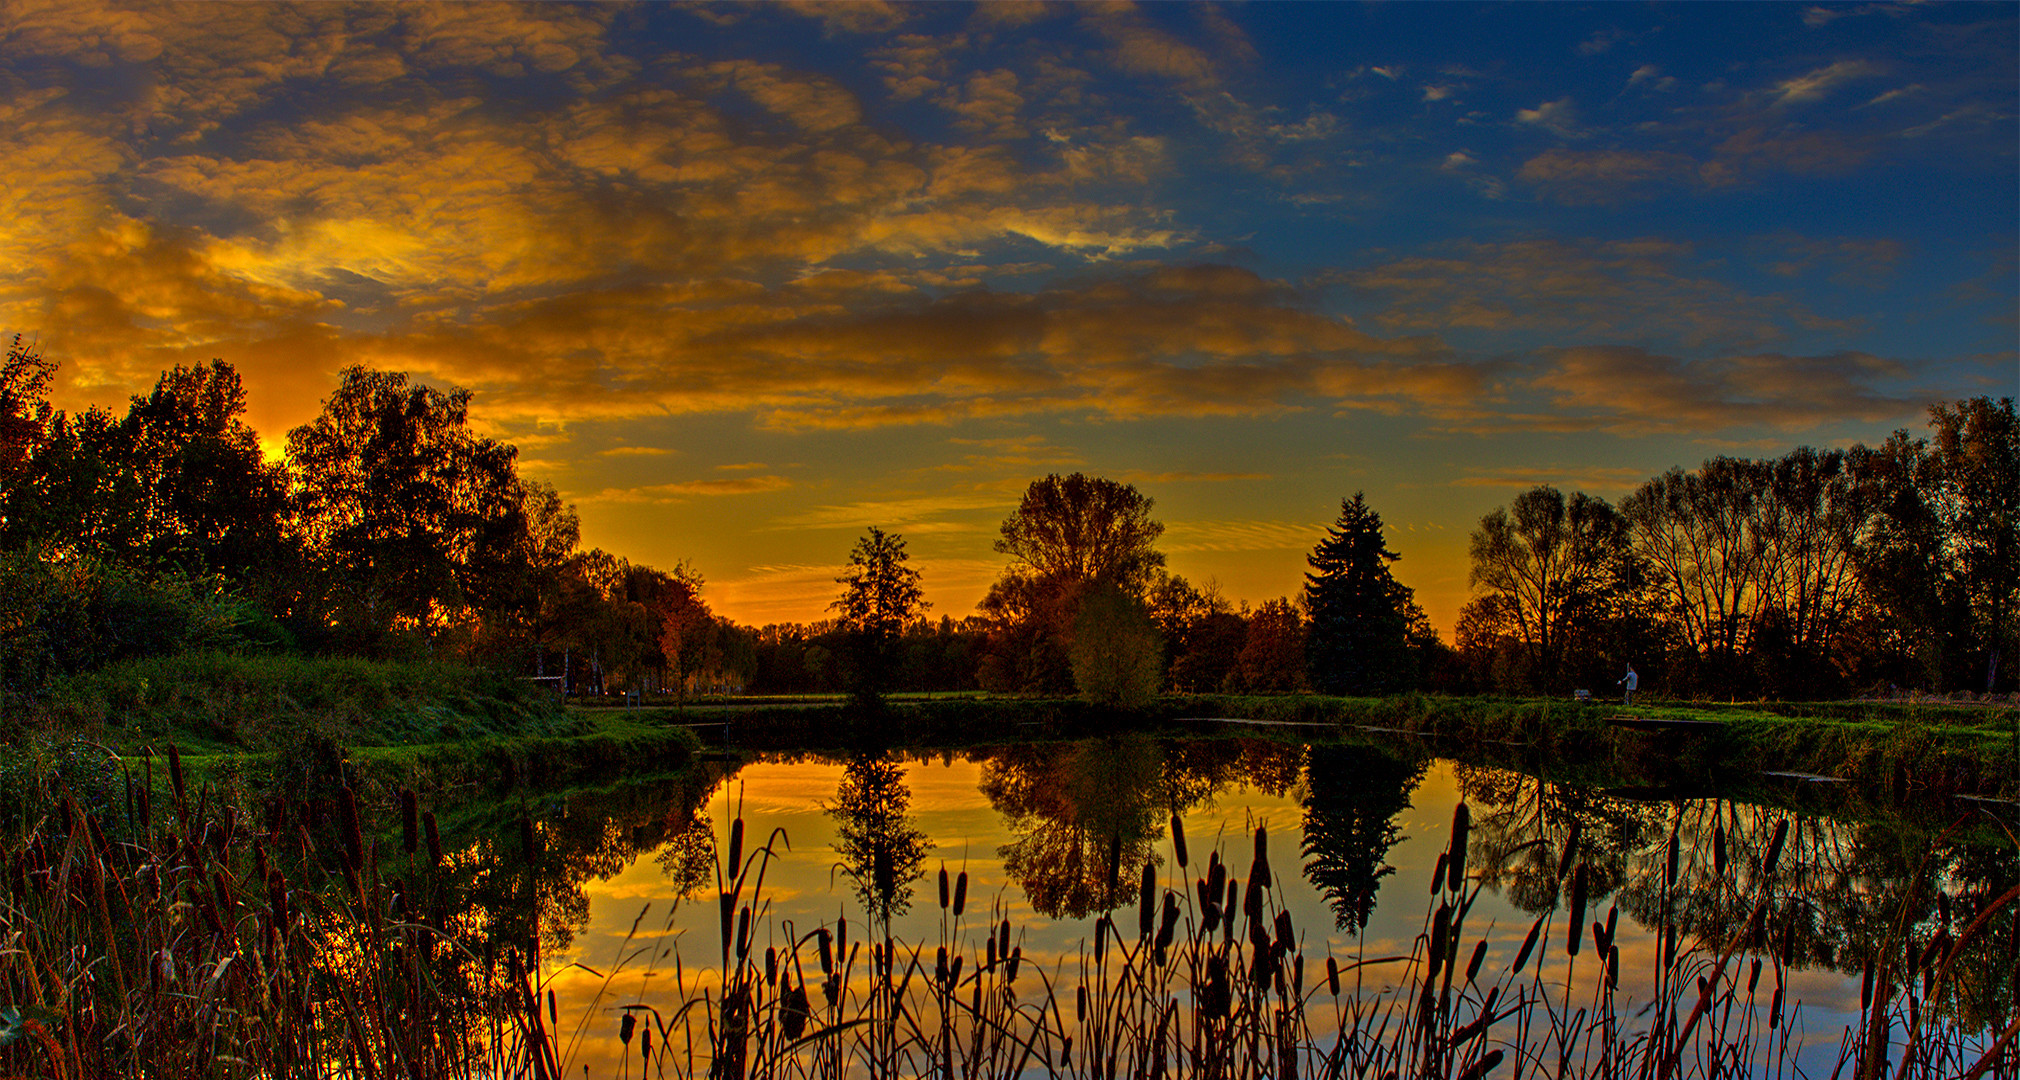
[1529,346,1920,434]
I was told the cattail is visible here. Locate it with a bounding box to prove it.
[1566,865,1588,957]
[1466,939,1488,984]
[1431,852,1448,895]
[1171,813,1189,868]
[1140,863,1156,937]
[938,866,949,910]
[339,787,364,871]
[1252,825,1271,889]
[401,788,418,854]
[168,744,186,808]
[1447,803,1470,892]
[936,946,948,985]
[1456,1049,1504,1080]
[1007,945,1021,983]
[818,929,833,976]
[953,871,968,916]
[727,817,744,877]
[1095,916,1109,965]
[1274,909,1294,953]
[1327,955,1341,996]
[1427,903,1451,981]
[1513,915,1545,975]
[1077,984,1087,1021]
[1764,817,1788,878]
[1770,986,1784,1029]
[424,811,442,868]
[998,918,1010,962]
[1666,827,1680,888]
[1157,893,1180,952]
[268,868,290,932]
[987,931,998,969]
[620,1012,636,1046]
[949,955,963,988]
[1208,852,1225,900]
[1557,819,1580,881]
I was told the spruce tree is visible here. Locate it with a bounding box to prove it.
[1303,493,1416,694]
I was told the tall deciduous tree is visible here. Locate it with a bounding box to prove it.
[831,527,928,708]
[1304,494,1415,694]
[286,367,523,652]
[982,474,1166,693]
[1925,397,2020,691]
[120,361,290,587]
[1470,487,1630,692]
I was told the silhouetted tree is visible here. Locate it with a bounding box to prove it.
[1472,486,1630,693]
[831,527,928,709]
[1304,494,1415,694]
[286,367,523,653]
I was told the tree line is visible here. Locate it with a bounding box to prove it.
[2,337,2011,703]
[1461,398,2019,698]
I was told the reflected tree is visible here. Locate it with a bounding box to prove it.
[828,754,933,926]
[982,738,1166,919]
[1300,743,1426,933]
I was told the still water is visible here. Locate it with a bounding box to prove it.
[487,735,2013,1076]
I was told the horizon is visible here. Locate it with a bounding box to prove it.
[7,2,2013,634]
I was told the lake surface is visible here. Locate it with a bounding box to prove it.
[469,734,2014,1077]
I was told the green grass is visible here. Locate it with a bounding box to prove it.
[33,650,581,753]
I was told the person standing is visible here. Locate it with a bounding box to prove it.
[1618,663,1638,706]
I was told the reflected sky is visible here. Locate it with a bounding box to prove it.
[524,744,1919,1076]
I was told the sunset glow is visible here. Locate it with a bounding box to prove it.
[7,1,2014,631]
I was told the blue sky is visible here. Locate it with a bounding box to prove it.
[4,1,2013,629]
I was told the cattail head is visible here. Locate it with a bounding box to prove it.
[953,871,968,916]
[1252,825,1271,890]
[1513,914,1542,975]
[1171,813,1188,869]
[1326,955,1341,996]
[1447,803,1470,892]
[339,787,364,872]
[1139,862,1156,937]
[1557,819,1581,881]
[1566,864,1588,957]
[938,866,949,910]
[400,789,418,854]
[727,818,744,878]
[1764,817,1788,879]
[424,810,443,868]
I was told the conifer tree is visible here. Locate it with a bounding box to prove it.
[1303,493,1416,694]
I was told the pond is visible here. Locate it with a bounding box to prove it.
[474,733,2018,1078]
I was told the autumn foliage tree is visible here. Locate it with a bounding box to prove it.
[981,474,1166,693]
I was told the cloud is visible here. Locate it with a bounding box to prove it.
[598,446,672,457]
[575,475,794,504]
[1515,98,1587,139]
[1527,346,1921,434]
[1162,519,1325,554]
[1333,238,1848,352]
[773,492,1016,531]
[1770,59,1883,108]
[1517,148,1696,203]
[1450,466,1654,490]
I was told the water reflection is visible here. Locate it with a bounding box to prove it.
[394,735,2014,1073]
[1454,760,2020,1031]
[1300,742,1426,932]
[826,752,932,925]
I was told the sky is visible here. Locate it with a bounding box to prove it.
[4,1,2014,634]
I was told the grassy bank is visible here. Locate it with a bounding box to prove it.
[30,650,585,752]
